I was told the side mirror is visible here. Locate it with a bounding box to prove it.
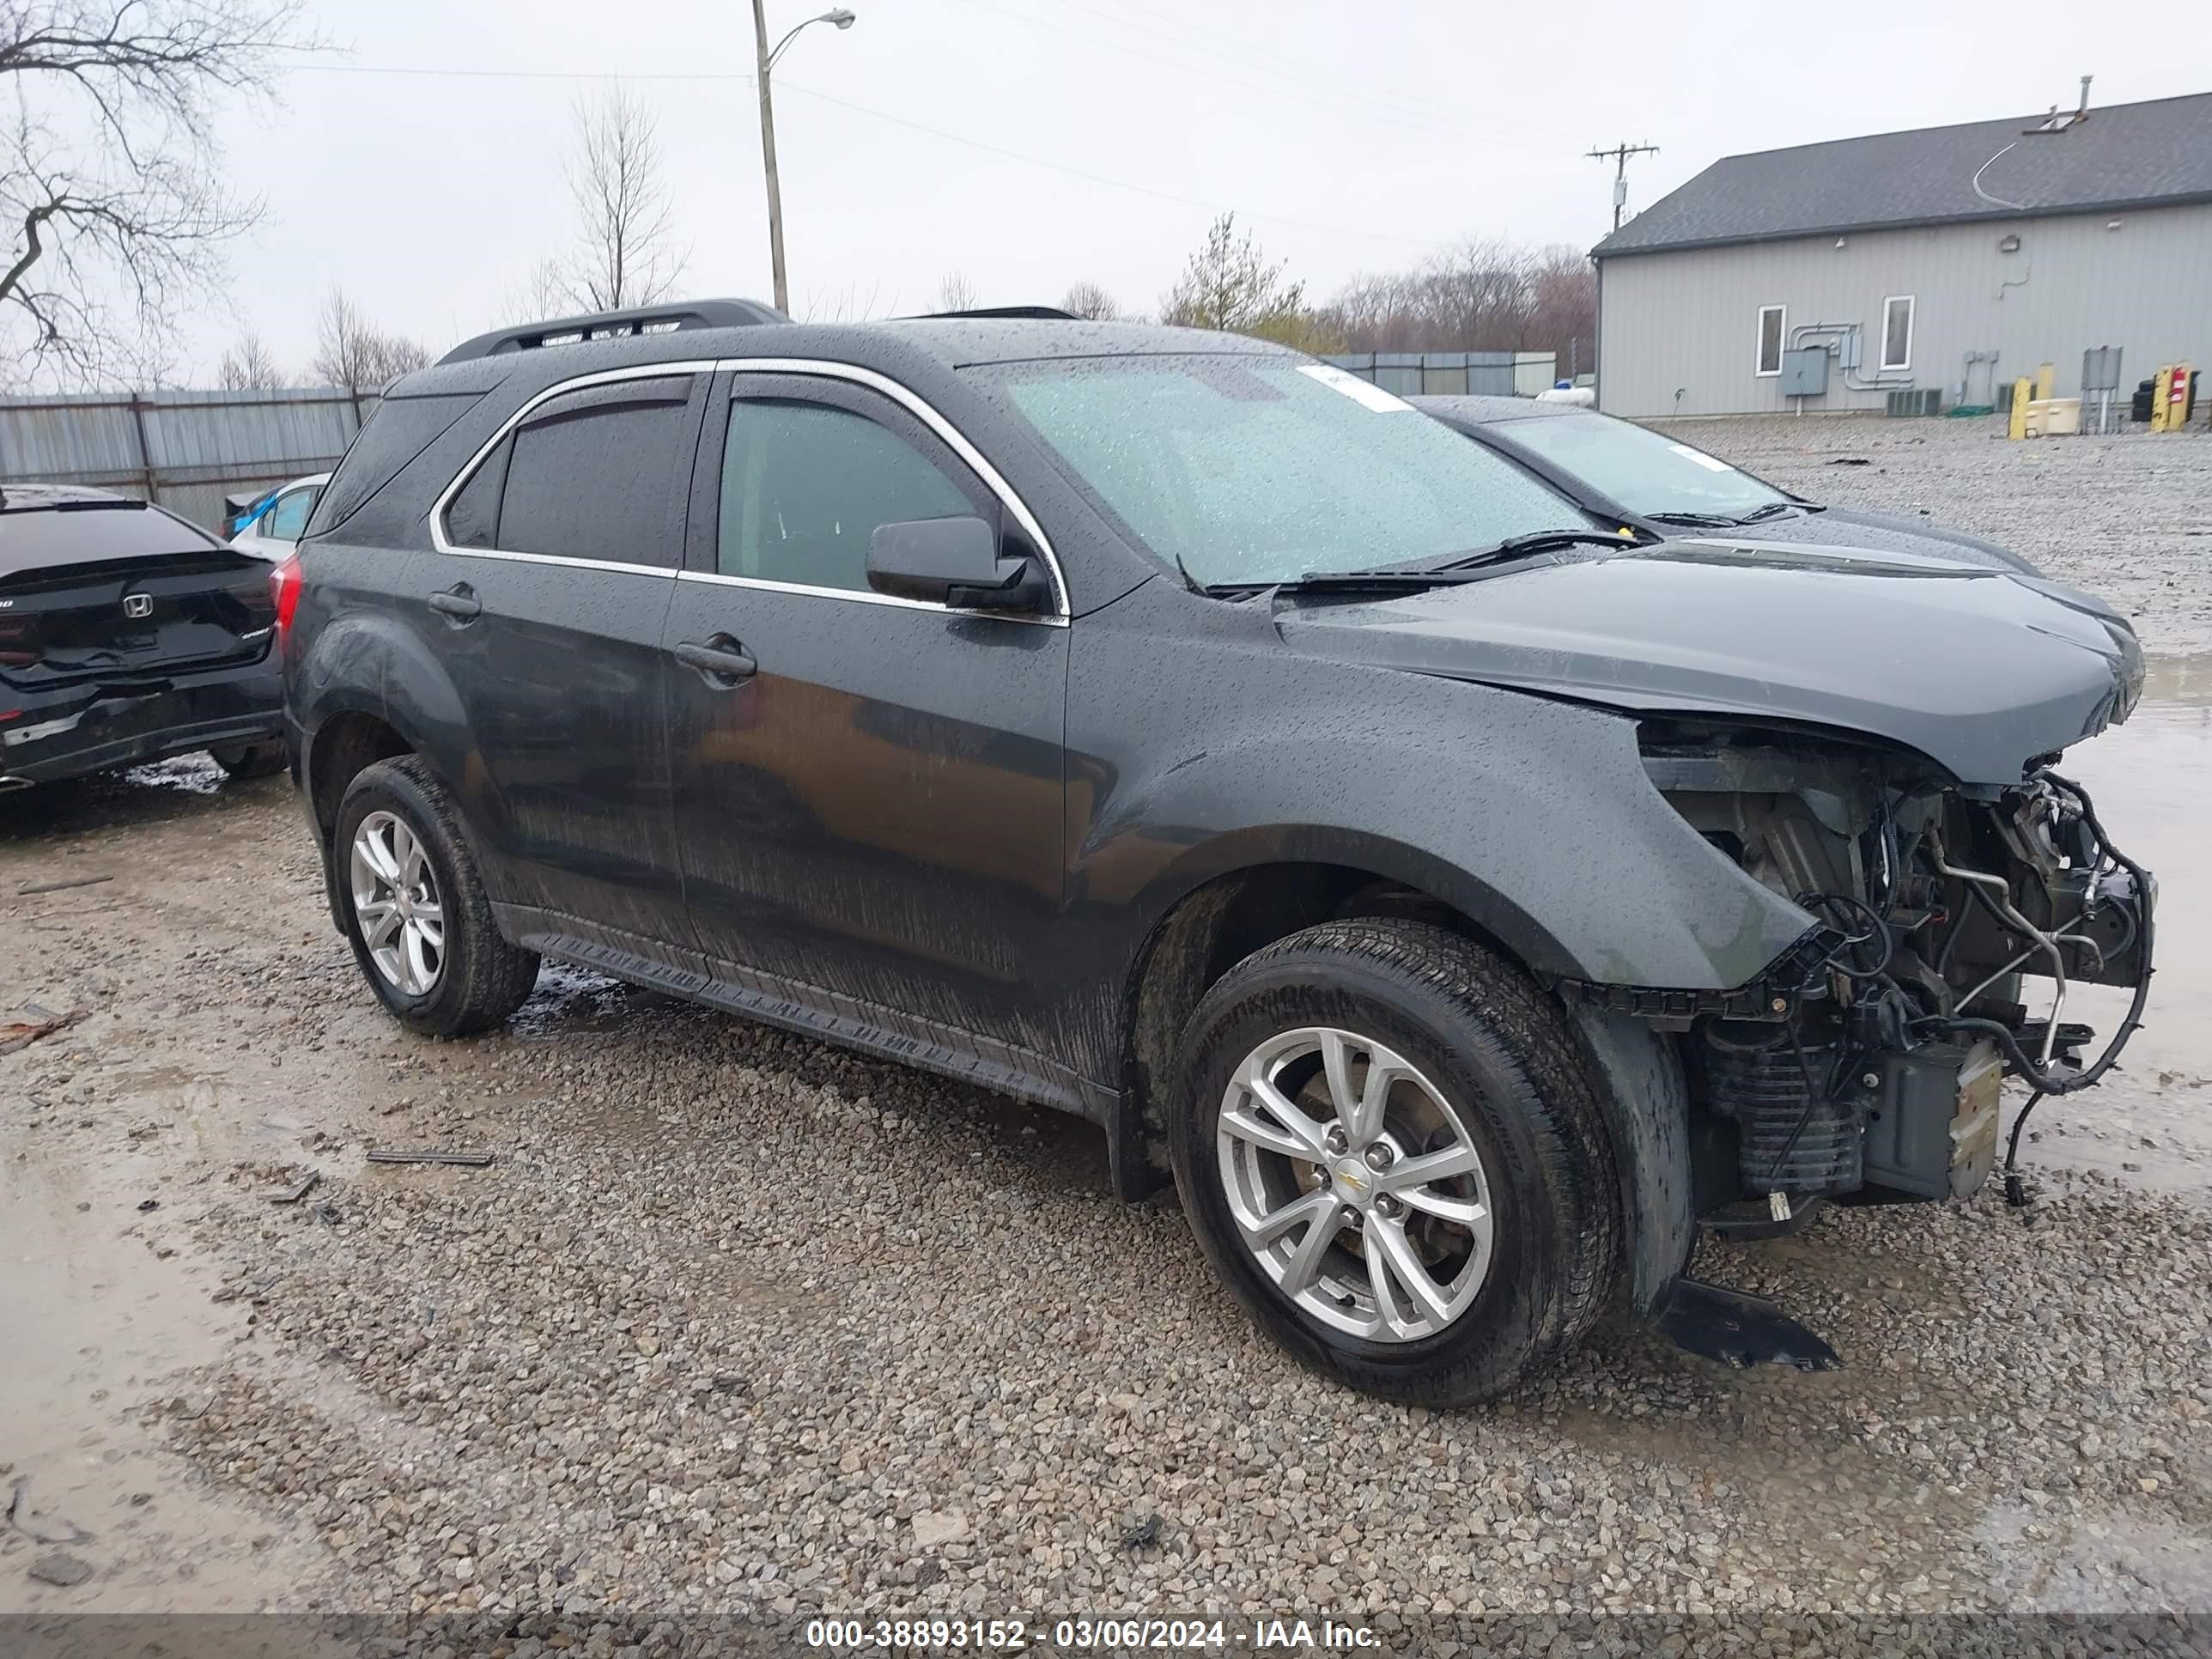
[867,516,1051,614]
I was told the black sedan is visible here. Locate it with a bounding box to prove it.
[1412,395,2041,575]
[0,484,286,791]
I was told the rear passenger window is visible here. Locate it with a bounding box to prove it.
[719,400,972,592]
[456,375,696,568]
[446,439,508,550]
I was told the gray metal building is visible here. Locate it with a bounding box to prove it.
[1591,89,2212,418]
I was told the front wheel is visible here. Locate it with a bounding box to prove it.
[1170,920,1620,1407]
[332,756,539,1037]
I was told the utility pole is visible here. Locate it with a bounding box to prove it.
[750,0,787,313]
[1588,141,1659,232]
[749,7,857,314]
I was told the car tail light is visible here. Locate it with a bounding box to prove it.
[270,550,303,637]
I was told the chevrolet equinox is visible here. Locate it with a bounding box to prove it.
[279,301,2154,1405]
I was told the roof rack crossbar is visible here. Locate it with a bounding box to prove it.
[912,305,1082,321]
[436,298,791,366]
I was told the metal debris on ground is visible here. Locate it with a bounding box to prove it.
[366,1149,495,1168]
[0,1007,87,1055]
[270,1172,321,1205]
[313,1202,342,1226]
[1120,1512,1164,1551]
[16,873,115,896]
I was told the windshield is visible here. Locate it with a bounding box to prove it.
[1498,411,1792,520]
[971,355,1593,586]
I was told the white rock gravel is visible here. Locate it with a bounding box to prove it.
[1654,414,2212,655]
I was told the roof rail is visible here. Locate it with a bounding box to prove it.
[436,298,791,366]
[912,305,1082,321]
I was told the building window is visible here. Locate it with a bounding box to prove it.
[1755,305,1785,376]
[1881,295,1915,373]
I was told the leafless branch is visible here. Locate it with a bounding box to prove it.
[0,0,315,383]
[556,83,685,313]
[309,285,428,394]
[1060,280,1118,321]
[216,324,280,386]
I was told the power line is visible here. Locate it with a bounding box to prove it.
[940,0,1556,153]
[273,60,1452,251]
[1587,140,1659,232]
[775,78,1452,249]
[283,60,750,82]
[1047,0,1547,143]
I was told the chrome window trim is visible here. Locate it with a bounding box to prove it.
[428,356,1071,624]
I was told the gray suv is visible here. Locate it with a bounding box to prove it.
[276,301,2154,1404]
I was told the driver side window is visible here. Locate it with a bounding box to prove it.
[718,398,972,593]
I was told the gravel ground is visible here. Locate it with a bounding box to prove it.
[4,424,2212,1655]
[1652,413,2212,654]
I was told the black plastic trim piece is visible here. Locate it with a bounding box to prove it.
[1552,927,1834,1021]
[438,299,790,365]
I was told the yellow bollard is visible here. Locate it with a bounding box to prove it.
[2008,377,2033,441]
[2151,366,2175,433]
[2036,362,2056,401]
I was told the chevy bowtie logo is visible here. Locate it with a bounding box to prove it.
[122,592,152,618]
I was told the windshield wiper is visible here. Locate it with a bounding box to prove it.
[1197,529,1632,599]
[1646,510,1739,529]
[1734,501,1802,525]
[1437,527,1638,568]
[1200,568,1496,599]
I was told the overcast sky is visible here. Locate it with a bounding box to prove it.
[192,0,2212,380]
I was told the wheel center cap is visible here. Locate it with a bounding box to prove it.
[1332,1159,1373,1205]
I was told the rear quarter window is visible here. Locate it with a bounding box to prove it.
[307,392,486,538]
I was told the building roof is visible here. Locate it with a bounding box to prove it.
[1593,90,2212,258]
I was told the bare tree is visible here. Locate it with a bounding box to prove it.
[1323,238,1594,368]
[1160,214,1340,353]
[1060,280,1119,321]
[0,0,310,385]
[932,271,977,313]
[216,327,283,388]
[310,288,430,395]
[557,85,685,312]
[499,256,573,325]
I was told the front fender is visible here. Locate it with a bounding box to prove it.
[1067,583,1811,994]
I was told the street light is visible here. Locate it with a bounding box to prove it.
[750,4,857,313]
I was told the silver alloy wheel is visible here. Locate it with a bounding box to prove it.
[349,810,447,996]
[1216,1025,1494,1342]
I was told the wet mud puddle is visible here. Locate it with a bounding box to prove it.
[0,1123,330,1612]
[2020,653,2212,1191]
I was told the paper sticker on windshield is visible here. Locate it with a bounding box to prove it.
[1667,443,1734,472]
[1297,364,1415,412]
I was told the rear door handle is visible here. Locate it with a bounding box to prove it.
[674,635,757,686]
[427,586,482,623]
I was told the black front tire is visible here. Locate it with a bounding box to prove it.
[332,755,539,1038]
[211,740,287,780]
[1170,919,1621,1407]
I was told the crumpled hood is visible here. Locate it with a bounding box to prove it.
[1273,538,2142,784]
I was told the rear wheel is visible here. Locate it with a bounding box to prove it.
[210,740,286,780]
[1170,919,1620,1407]
[333,756,538,1037]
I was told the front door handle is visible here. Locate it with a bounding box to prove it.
[674,635,757,686]
[427,585,482,623]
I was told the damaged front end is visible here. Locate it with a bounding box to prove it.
[1633,720,2154,1227]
